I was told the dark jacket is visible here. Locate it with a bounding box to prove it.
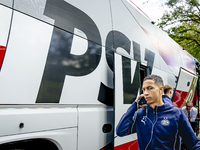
[162,95,172,105]
[116,96,200,150]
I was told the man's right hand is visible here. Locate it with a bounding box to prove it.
[136,94,147,108]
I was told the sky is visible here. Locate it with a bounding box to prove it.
[131,0,169,22]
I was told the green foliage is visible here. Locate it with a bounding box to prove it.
[157,0,200,61]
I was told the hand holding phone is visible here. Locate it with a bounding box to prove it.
[137,96,147,109]
[138,96,147,105]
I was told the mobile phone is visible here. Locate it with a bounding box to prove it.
[138,96,147,105]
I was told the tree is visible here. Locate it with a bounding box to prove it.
[157,0,200,61]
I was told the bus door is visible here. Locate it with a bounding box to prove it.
[173,67,198,108]
[114,53,150,149]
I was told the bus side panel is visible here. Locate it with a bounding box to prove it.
[114,53,138,148]
[0,107,77,136]
[13,0,113,49]
[77,106,114,150]
[0,0,13,8]
[0,5,12,68]
[0,128,77,150]
[0,11,53,104]
[0,1,115,150]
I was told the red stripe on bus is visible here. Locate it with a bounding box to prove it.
[172,90,188,108]
[114,140,138,150]
[0,46,6,67]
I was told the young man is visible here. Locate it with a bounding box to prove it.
[164,84,174,99]
[162,84,174,105]
[116,74,200,149]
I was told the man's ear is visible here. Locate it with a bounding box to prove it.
[160,87,164,94]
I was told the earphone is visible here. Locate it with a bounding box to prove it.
[145,90,161,149]
[129,111,139,150]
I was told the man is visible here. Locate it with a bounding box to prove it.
[181,101,198,150]
[164,84,174,99]
[116,74,200,149]
[162,84,173,105]
[182,101,198,132]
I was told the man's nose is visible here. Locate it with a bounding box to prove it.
[143,90,148,95]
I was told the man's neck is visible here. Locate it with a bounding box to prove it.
[150,99,164,109]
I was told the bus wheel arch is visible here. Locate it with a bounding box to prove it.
[0,138,59,150]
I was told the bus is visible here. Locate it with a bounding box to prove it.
[0,0,199,149]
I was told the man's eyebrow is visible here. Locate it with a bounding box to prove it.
[142,86,153,89]
[147,86,153,88]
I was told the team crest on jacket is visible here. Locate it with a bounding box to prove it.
[161,117,170,126]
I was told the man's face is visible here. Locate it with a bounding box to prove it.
[186,102,193,111]
[142,79,161,106]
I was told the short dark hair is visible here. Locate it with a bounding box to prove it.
[143,74,164,87]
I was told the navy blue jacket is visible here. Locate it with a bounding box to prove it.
[116,96,200,150]
[162,95,172,105]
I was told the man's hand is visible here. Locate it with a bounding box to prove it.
[136,94,147,108]
[135,94,144,103]
[139,104,147,108]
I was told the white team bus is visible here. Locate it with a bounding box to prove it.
[0,0,199,149]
